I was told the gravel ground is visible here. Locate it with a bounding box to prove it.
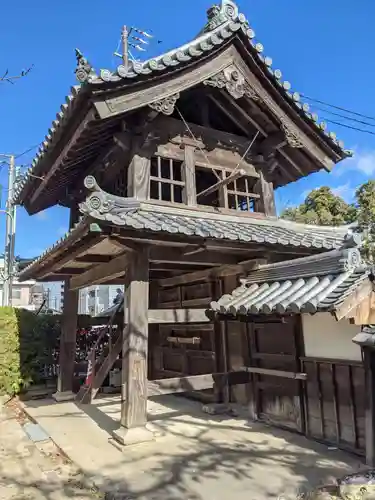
[0,396,103,500]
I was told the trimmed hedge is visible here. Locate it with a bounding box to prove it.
[0,307,93,395]
[0,307,62,395]
[0,307,22,395]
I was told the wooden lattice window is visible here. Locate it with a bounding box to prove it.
[150,156,185,203]
[225,172,260,212]
[196,166,260,212]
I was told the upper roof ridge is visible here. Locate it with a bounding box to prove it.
[12,0,351,208]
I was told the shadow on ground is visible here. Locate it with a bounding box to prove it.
[10,394,365,500]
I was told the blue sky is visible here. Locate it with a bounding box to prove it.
[0,0,374,258]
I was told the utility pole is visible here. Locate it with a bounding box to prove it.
[2,154,16,306]
[114,25,155,74]
[122,26,129,73]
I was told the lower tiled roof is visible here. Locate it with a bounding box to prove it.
[78,181,359,251]
[211,248,372,316]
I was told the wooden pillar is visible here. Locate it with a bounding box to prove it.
[182,145,196,206]
[53,279,78,401]
[211,278,228,404]
[363,347,375,466]
[112,245,154,445]
[254,172,276,217]
[127,145,151,200]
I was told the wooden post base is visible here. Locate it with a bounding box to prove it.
[111,426,154,447]
[52,390,75,402]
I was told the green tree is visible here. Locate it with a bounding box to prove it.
[280,183,375,261]
[355,180,375,261]
[281,186,357,226]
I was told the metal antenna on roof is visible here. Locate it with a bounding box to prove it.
[113,25,162,73]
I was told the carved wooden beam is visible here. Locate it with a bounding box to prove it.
[280,118,304,149]
[204,64,259,101]
[149,92,180,116]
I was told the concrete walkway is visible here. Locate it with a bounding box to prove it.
[21,394,365,500]
[0,398,99,500]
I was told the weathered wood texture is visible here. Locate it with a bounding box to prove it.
[243,316,304,431]
[158,281,212,309]
[147,371,250,397]
[254,171,276,216]
[334,281,373,322]
[57,280,79,393]
[120,246,149,429]
[150,275,230,403]
[363,349,375,466]
[127,143,151,199]
[301,356,365,456]
[182,145,197,206]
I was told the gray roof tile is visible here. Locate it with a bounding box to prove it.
[86,0,349,155]
[211,248,371,316]
[77,184,359,250]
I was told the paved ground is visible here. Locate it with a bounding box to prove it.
[0,397,102,500]
[21,394,366,500]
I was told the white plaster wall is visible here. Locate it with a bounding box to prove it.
[302,312,362,361]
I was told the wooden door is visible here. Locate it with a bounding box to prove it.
[150,323,217,402]
[247,316,304,432]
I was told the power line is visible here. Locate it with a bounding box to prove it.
[312,105,375,129]
[15,144,39,159]
[321,118,375,137]
[301,93,375,123]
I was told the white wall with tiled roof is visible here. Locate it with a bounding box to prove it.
[302,313,361,362]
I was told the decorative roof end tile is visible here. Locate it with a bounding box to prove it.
[201,0,239,34]
[75,48,97,84]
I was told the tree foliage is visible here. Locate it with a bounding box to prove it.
[280,181,375,261]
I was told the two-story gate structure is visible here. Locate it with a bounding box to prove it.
[16,0,375,460]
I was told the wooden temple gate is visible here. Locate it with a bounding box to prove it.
[14,0,371,454]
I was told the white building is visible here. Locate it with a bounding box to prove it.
[78,285,123,316]
[0,258,45,310]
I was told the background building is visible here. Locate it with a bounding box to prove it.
[41,281,123,316]
[78,285,123,316]
[0,257,45,310]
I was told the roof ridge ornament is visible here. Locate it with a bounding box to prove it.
[204,64,259,101]
[79,175,141,224]
[202,0,239,33]
[75,48,96,84]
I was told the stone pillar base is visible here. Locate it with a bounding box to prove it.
[111,426,154,447]
[52,391,75,402]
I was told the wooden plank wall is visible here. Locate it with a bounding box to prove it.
[301,356,365,456]
[151,278,217,401]
[246,317,304,432]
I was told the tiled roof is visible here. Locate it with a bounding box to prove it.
[19,198,360,281]
[12,85,85,205]
[78,179,360,251]
[210,248,372,316]
[13,1,350,206]
[84,0,349,154]
[18,220,100,281]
